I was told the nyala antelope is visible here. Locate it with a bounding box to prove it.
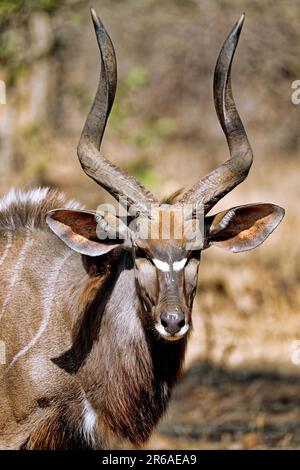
[0,9,284,449]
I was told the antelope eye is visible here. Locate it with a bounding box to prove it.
[135,247,153,262]
[188,249,201,261]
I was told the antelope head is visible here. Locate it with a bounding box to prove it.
[47,10,284,341]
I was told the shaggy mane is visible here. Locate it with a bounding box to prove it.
[0,188,83,232]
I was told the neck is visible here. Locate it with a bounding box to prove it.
[55,251,188,446]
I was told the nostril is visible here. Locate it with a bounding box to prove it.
[160,312,186,335]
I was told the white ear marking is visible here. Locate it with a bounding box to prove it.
[219,209,236,229]
[173,258,187,271]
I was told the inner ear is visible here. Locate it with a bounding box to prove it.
[205,203,284,253]
[46,209,123,257]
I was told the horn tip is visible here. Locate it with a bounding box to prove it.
[90,7,101,28]
[237,13,245,28]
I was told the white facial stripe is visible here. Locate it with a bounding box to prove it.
[173,258,187,271]
[153,258,187,272]
[153,259,170,272]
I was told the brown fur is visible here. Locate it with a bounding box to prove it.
[0,189,187,449]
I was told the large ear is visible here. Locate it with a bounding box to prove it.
[46,209,124,256]
[205,203,285,253]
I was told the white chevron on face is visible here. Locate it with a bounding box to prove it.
[152,259,170,272]
[173,258,187,271]
[152,258,187,272]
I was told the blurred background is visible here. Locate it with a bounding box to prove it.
[0,0,299,449]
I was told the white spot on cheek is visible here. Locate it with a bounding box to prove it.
[173,258,187,271]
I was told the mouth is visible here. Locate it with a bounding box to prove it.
[155,323,189,341]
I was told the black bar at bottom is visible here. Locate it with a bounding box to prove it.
[0,450,300,467]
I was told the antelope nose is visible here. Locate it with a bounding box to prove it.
[161,311,185,335]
